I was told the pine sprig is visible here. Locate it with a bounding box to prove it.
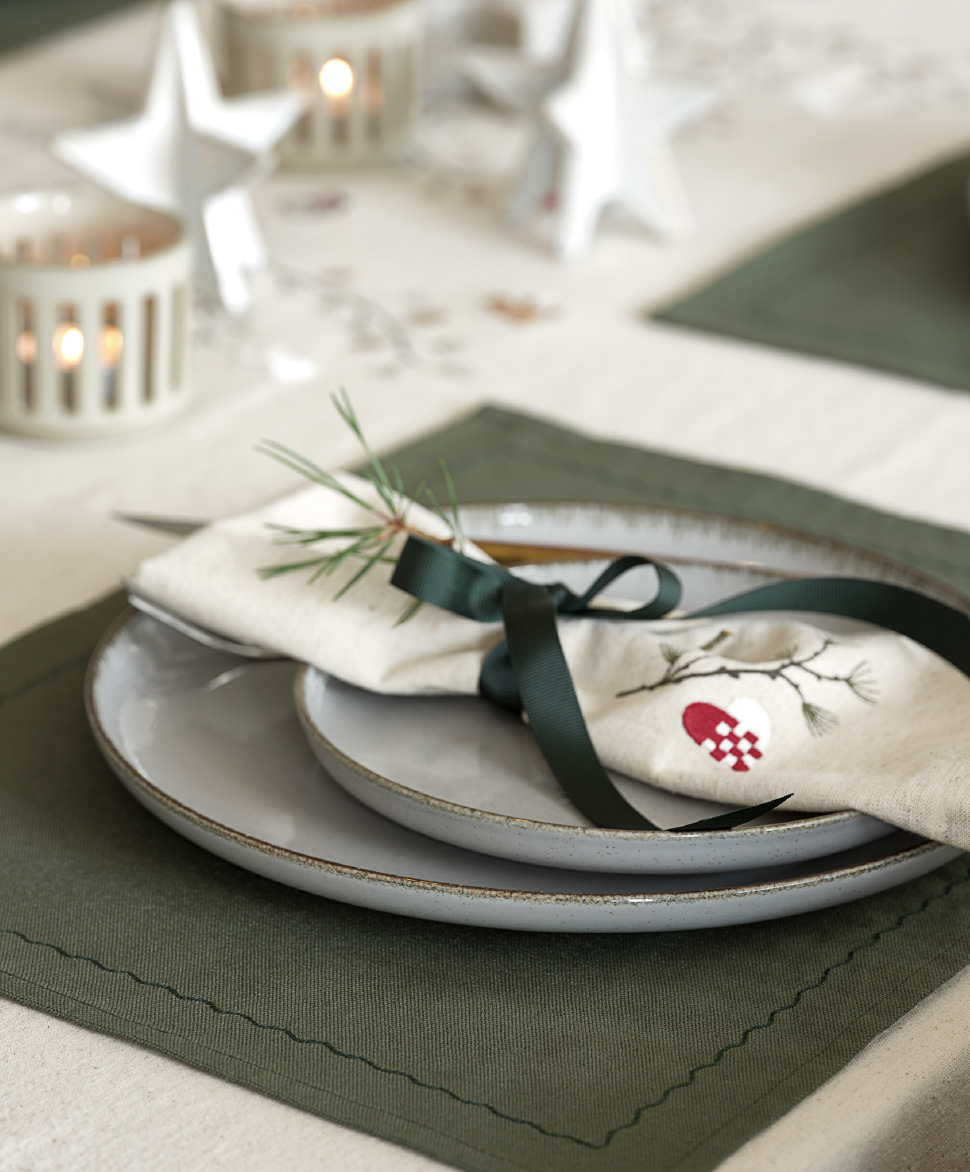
[332,388,401,516]
[422,459,467,553]
[256,390,462,621]
[254,440,384,519]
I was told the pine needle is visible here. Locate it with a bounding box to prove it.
[394,598,424,627]
[846,661,878,704]
[333,537,394,599]
[255,440,384,519]
[802,702,838,736]
[255,391,463,623]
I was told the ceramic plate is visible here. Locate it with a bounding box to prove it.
[295,501,968,874]
[85,611,960,933]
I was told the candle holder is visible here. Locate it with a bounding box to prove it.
[0,189,191,440]
[218,0,423,168]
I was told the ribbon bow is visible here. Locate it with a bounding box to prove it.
[392,536,970,834]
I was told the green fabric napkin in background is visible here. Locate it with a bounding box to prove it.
[0,0,140,55]
[4,406,970,1172]
[655,151,970,394]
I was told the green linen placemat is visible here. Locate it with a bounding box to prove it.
[654,151,970,394]
[0,0,140,55]
[4,406,970,1172]
[397,406,970,595]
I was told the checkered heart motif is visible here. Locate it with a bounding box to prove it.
[682,699,771,773]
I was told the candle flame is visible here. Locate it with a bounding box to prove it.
[53,324,84,370]
[100,324,124,369]
[15,330,37,365]
[319,58,354,99]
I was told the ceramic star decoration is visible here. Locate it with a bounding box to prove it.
[492,0,575,59]
[52,1,306,312]
[466,0,716,259]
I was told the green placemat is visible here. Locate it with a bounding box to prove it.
[5,405,970,1172]
[655,151,970,393]
[0,0,141,55]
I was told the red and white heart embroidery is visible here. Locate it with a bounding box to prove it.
[682,699,771,772]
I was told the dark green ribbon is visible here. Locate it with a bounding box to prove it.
[391,537,970,833]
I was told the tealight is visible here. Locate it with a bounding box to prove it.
[0,189,191,439]
[218,0,423,167]
[319,55,355,97]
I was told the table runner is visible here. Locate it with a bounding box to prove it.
[654,151,970,395]
[4,406,970,1172]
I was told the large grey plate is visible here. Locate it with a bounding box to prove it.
[86,610,960,933]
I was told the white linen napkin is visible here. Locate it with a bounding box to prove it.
[133,474,970,849]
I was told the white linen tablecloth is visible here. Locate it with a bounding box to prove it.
[4,2,970,1168]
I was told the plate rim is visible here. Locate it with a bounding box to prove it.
[457,499,970,612]
[294,664,868,843]
[85,608,951,909]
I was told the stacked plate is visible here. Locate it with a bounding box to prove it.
[86,502,965,932]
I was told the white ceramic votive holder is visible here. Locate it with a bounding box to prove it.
[219,0,423,168]
[0,189,191,440]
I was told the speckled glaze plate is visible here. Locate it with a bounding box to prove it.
[294,500,970,875]
[85,611,960,933]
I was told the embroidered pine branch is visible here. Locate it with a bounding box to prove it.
[801,702,839,736]
[616,634,877,735]
[256,390,465,623]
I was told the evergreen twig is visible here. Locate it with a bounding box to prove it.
[256,390,463,621]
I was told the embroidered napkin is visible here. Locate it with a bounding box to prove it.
[133,473,970,849]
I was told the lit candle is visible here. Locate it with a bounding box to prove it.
[219,0,422,167]
[51,319,84,413]
[100,324,124,367]
[53,323,85,371]
[14,329,37,365]
[319,56,354,99]
[0,189,191,439]
[100,320,125,408]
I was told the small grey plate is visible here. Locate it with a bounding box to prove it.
[296,499,968,874]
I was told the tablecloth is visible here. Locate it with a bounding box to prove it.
[4,1,970,1169]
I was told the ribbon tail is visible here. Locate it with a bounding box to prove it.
[500,579,788,833]
[500,579,660,831]
[671,793,795,832]
[692,578,970,676]
[479,642,521,714]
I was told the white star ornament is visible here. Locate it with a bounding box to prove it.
[466,0,716,260]
[52,1,306,312]
[462,45,570,229]
[493,0,576,60]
